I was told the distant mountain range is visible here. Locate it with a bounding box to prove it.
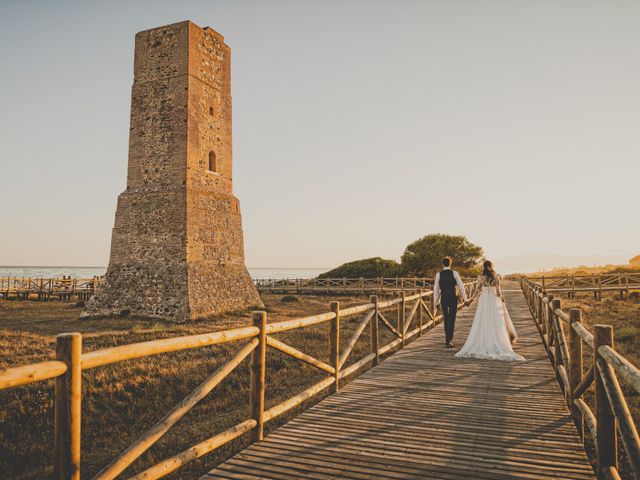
[493,253,633,274]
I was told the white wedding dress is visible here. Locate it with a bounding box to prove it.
[455,274,525,361]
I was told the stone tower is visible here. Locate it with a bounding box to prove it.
[83,21,262,321]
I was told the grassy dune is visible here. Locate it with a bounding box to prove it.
[0,293,399,479]
[525,264,640,277]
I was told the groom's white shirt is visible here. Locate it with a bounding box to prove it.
[433,267,468,306]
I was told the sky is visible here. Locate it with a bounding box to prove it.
[0,0,638,271]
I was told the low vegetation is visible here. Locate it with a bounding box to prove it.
[525,263,640,277]
[320,233,484,278]
[317,257,401,278]
[0,294,398,479]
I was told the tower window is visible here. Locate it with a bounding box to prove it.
[209,106,214,115]
[208,151,218,172]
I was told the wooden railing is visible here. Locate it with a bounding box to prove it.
[0,277,100,301]
[255,277,436,295]
[0,282,475,480]
[1,276,444,301]
[526,272,640,300]
[521,277,640,480]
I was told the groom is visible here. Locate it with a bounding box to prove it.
[433,257,470,348]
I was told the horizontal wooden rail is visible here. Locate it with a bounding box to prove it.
[81,326,259,369]
[572,322,595,349]
[521,276,640,480]
[340,303,375,318]
[377,297,403,308]
[0,360,67,389]
[600,345,640,393]
[264,311,336,334]
[2,281,474,480]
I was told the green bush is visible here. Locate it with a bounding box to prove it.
[318,257,402,278]
[401,234,483,277]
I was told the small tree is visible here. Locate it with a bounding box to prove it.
[401,234,483,277]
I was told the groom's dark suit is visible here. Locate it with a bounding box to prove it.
[434,268,468,345]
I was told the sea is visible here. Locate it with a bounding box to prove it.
[0,266,328,280]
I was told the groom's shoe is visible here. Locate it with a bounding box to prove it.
[446,342,454,348]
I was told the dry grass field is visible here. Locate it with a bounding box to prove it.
[0,293,399,479]
[4,286,638,479]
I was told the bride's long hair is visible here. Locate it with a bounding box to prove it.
[482,260,496,283]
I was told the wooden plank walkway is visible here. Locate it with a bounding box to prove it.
[204,282,595,479]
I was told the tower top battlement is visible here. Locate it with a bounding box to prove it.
[125,21,233,194]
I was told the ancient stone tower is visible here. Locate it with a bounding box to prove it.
[83,21,262,321]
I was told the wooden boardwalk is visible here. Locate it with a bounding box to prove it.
[204,283,595,480]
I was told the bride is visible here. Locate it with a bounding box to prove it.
[455,260,525,361]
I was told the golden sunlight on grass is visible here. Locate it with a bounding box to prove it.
[0,293,398,479]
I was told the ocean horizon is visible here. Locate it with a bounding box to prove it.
[0,266,329,280]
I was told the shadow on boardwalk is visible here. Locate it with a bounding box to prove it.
[204,282,595,479]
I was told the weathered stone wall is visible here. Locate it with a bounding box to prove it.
[84,21,261,321]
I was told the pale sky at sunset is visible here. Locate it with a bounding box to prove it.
[0,1,638,271]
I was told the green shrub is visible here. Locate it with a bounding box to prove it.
[318,257,402,278]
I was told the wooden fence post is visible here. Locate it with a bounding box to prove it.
[249,311,267,442]
[54,332,82,480]
[540,291,547,335]
[431,294,436,321]
[618,274,624,300]
[569,308,584,442]
[399,292,406,347]
[370,296,379,365]
[552,299,562,370]
[330,301,340,392]
[598,274,603,301]
[545,294,554,346]
[594,324,617,474]
[537,293,543,328]
[417,290,423,337]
